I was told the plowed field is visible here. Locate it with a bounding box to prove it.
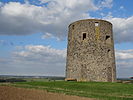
[0,86,95,100]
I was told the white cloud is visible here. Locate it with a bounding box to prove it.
[1,1,133,44]
[39,0,98,11]
[41,32,60,40]
[116,50,133,60]
[13,45,66,65]
[120,6,124,10]
[99,0,113,8]
[0,44,133,77]
[115,50,133,68]
[0,45,66,76]
[42,33,53,39]
[115,49,133,78]
[0,1,97,39]
[107,16,133,43]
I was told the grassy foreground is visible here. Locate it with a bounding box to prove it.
[10,81,133,100]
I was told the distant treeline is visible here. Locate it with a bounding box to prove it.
[47,77,65,80]
[0,78,26,83]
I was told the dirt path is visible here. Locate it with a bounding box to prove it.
[0,86,96,100]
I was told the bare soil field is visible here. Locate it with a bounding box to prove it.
[0,86,96,100]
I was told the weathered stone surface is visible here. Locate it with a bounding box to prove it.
[66,19,116,82]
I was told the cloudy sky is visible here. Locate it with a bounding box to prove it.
[0,0,133,78]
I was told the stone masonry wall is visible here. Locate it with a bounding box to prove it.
[66,19,116,82]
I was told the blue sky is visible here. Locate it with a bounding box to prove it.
[0,0,133,78]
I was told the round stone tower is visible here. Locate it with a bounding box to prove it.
[66,19,116,82]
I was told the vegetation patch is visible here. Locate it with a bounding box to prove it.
[7,81,133,100]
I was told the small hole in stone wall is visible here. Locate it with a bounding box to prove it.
[95,22,99,26]
[108,49,111,58]
[72,25,75,30]
[83,33,86,40]
[106,35,110,40]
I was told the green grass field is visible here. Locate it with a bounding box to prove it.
[11,81,133,100]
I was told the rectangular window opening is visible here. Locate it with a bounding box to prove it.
[95,22,99,26]
[83,33,86,40]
